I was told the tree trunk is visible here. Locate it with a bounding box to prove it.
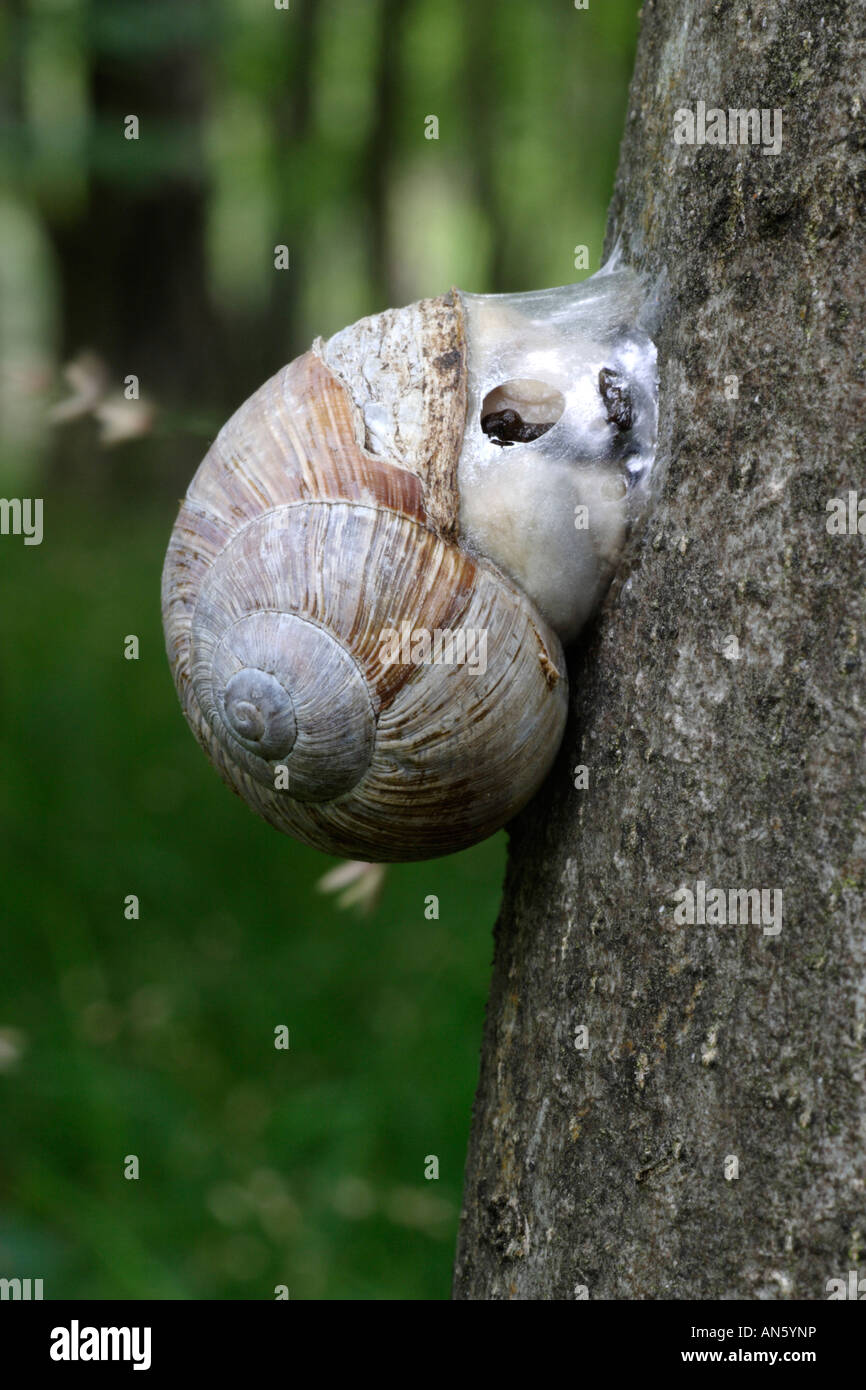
[454,0,865,1301]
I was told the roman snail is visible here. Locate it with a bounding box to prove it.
[161,258,658,862]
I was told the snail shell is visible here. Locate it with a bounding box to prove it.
[162,266,656,862]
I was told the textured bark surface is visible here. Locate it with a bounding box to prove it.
[454,0,866,1300]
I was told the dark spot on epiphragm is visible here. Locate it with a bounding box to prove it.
[599,367,634,432]
[480,408,556,447]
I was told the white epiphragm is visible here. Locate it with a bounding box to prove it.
[457,264,658,644]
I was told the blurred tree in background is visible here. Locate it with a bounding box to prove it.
[0,0,638,1299]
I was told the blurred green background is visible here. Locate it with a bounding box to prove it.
[0,0,637,1299]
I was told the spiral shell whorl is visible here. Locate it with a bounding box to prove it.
[194,607,375,801]
[223,665,297,760]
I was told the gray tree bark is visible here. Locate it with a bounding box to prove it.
[454,0,866,1300]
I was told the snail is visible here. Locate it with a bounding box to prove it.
[161,259,658,862]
